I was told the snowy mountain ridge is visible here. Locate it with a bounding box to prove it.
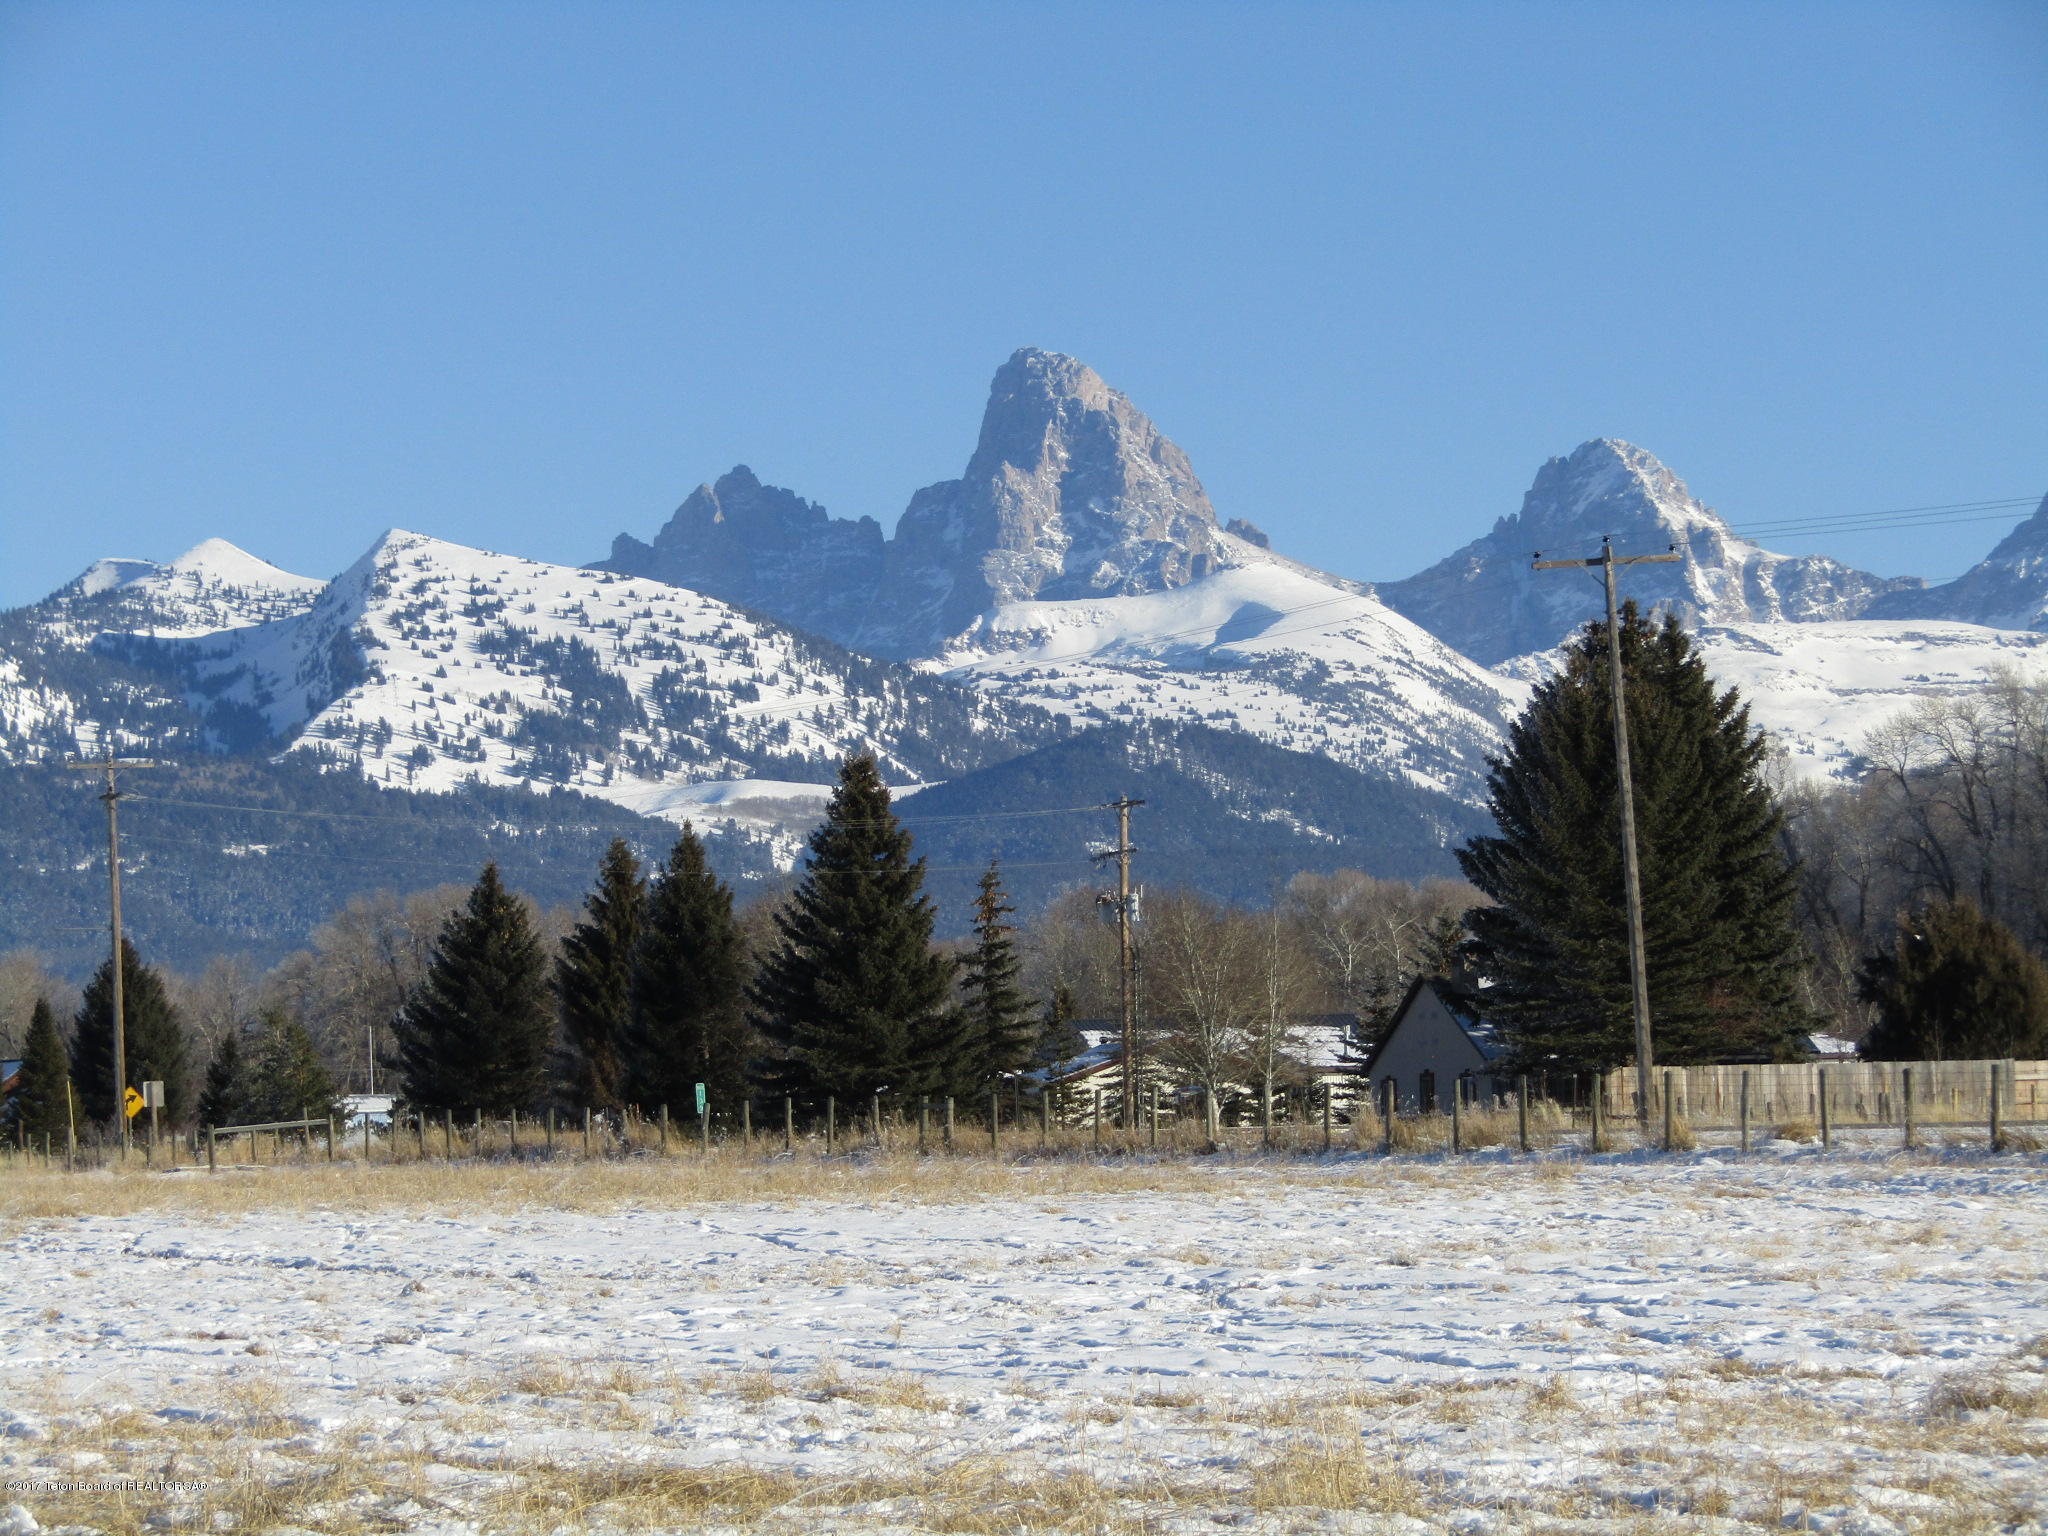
[127,529,1066,820]
[930,548,1527,802]
[1865,493,2048,632]
[1378,439,1920,665]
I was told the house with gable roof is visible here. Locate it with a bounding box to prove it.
[1358,977,1509,1113]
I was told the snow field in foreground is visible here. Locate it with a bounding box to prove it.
[3,1152,2046,1535]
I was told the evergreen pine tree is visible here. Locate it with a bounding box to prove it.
[196,1027,249,1129]
[389,863,553,1112]
[627,824,751,1117]
[751,755,967,1102]
[69,939,192,1125]
[555,838,646,1113]
[10,999,73,1146]
[961,861,1039,1088]
[1419,912,1466,980]
[1032,984,1087,1068]
[246,1008,342,1122]
[1858,898,2048,1060]
[1459,605,1812,1071]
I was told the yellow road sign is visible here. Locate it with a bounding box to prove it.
[123,1086,143,1119]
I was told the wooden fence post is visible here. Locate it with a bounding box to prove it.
[1517,1076,1530,1154]
[1662,1070,1675,1152]
[1738,1071,1750,1154]
[1380,1078,1394,1155]
[742,1099,753,1149]
[1092,1089,1102,1150]
[583,1107,592,1158]
[546,1107,555,1155]
[1990,1068,2004,1153]
[944,1096,955,1151]
[989,1090,1000,1157]
[784,1096,794,1153]
[918,1097,929,1154]
[1902,1067,1917,1151]
[700,1098,710,1154]
[206,1127,216,1173]
[1589,1078,1605,1154]
[826,1097,836,1155]
[1450,1087,1462,1154]
[1818,1068,1831,1150]
[872,1092,883,1151]
[1322,1083,1333,1155]
[1041,1089,1051,1148]
[1149,1082,1159,1149]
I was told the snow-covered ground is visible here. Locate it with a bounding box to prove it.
[4,1150,2045,1533]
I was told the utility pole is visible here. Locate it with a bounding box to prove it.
[1093,796,1144,1127]
[64,746,158,1146]
[1532,538,1679,1130]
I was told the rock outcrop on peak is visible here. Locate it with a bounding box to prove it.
[597,351,1241,657]
[599,465,884,641]
[1377,439,1912,665]
[1863,494,2048,632]
[853,349,1235,655]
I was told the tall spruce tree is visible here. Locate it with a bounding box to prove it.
[961,861,1039,1087]
[10,999,72,1146]
[1460,605,1811,1070]
[70,939,191,1125]
[389,863,553,1112]
[555,838,646,1113]
[246,1008,342,1122]
[751,755,967,1102]
[196,1028,249,1129]
[1859,898,2048,1060]
[627,824,751,1117]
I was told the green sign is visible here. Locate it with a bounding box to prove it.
[694,1082,707,1116]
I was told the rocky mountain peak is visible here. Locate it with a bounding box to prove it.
[1865,493,2048,632]
[1380,440,1911,665]
[1510,438,1722,548]
[596,349,1242,657]
[856,348,1234,654]
[598,465,884,640]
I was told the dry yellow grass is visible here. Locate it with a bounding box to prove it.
[11,1344,2042,1535]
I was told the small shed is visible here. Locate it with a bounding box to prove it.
[1359,978,1507,1112]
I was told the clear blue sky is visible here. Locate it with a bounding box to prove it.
[4,0,2043,610]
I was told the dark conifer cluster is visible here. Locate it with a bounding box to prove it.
[1460,604,1813,1071]
[382,754,1025,1120]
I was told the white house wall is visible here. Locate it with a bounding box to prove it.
[1370,988,1500,1112]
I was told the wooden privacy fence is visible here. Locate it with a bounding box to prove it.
[1597,1059,2048,1127]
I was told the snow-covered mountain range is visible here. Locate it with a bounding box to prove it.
[6,347,2046,881]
